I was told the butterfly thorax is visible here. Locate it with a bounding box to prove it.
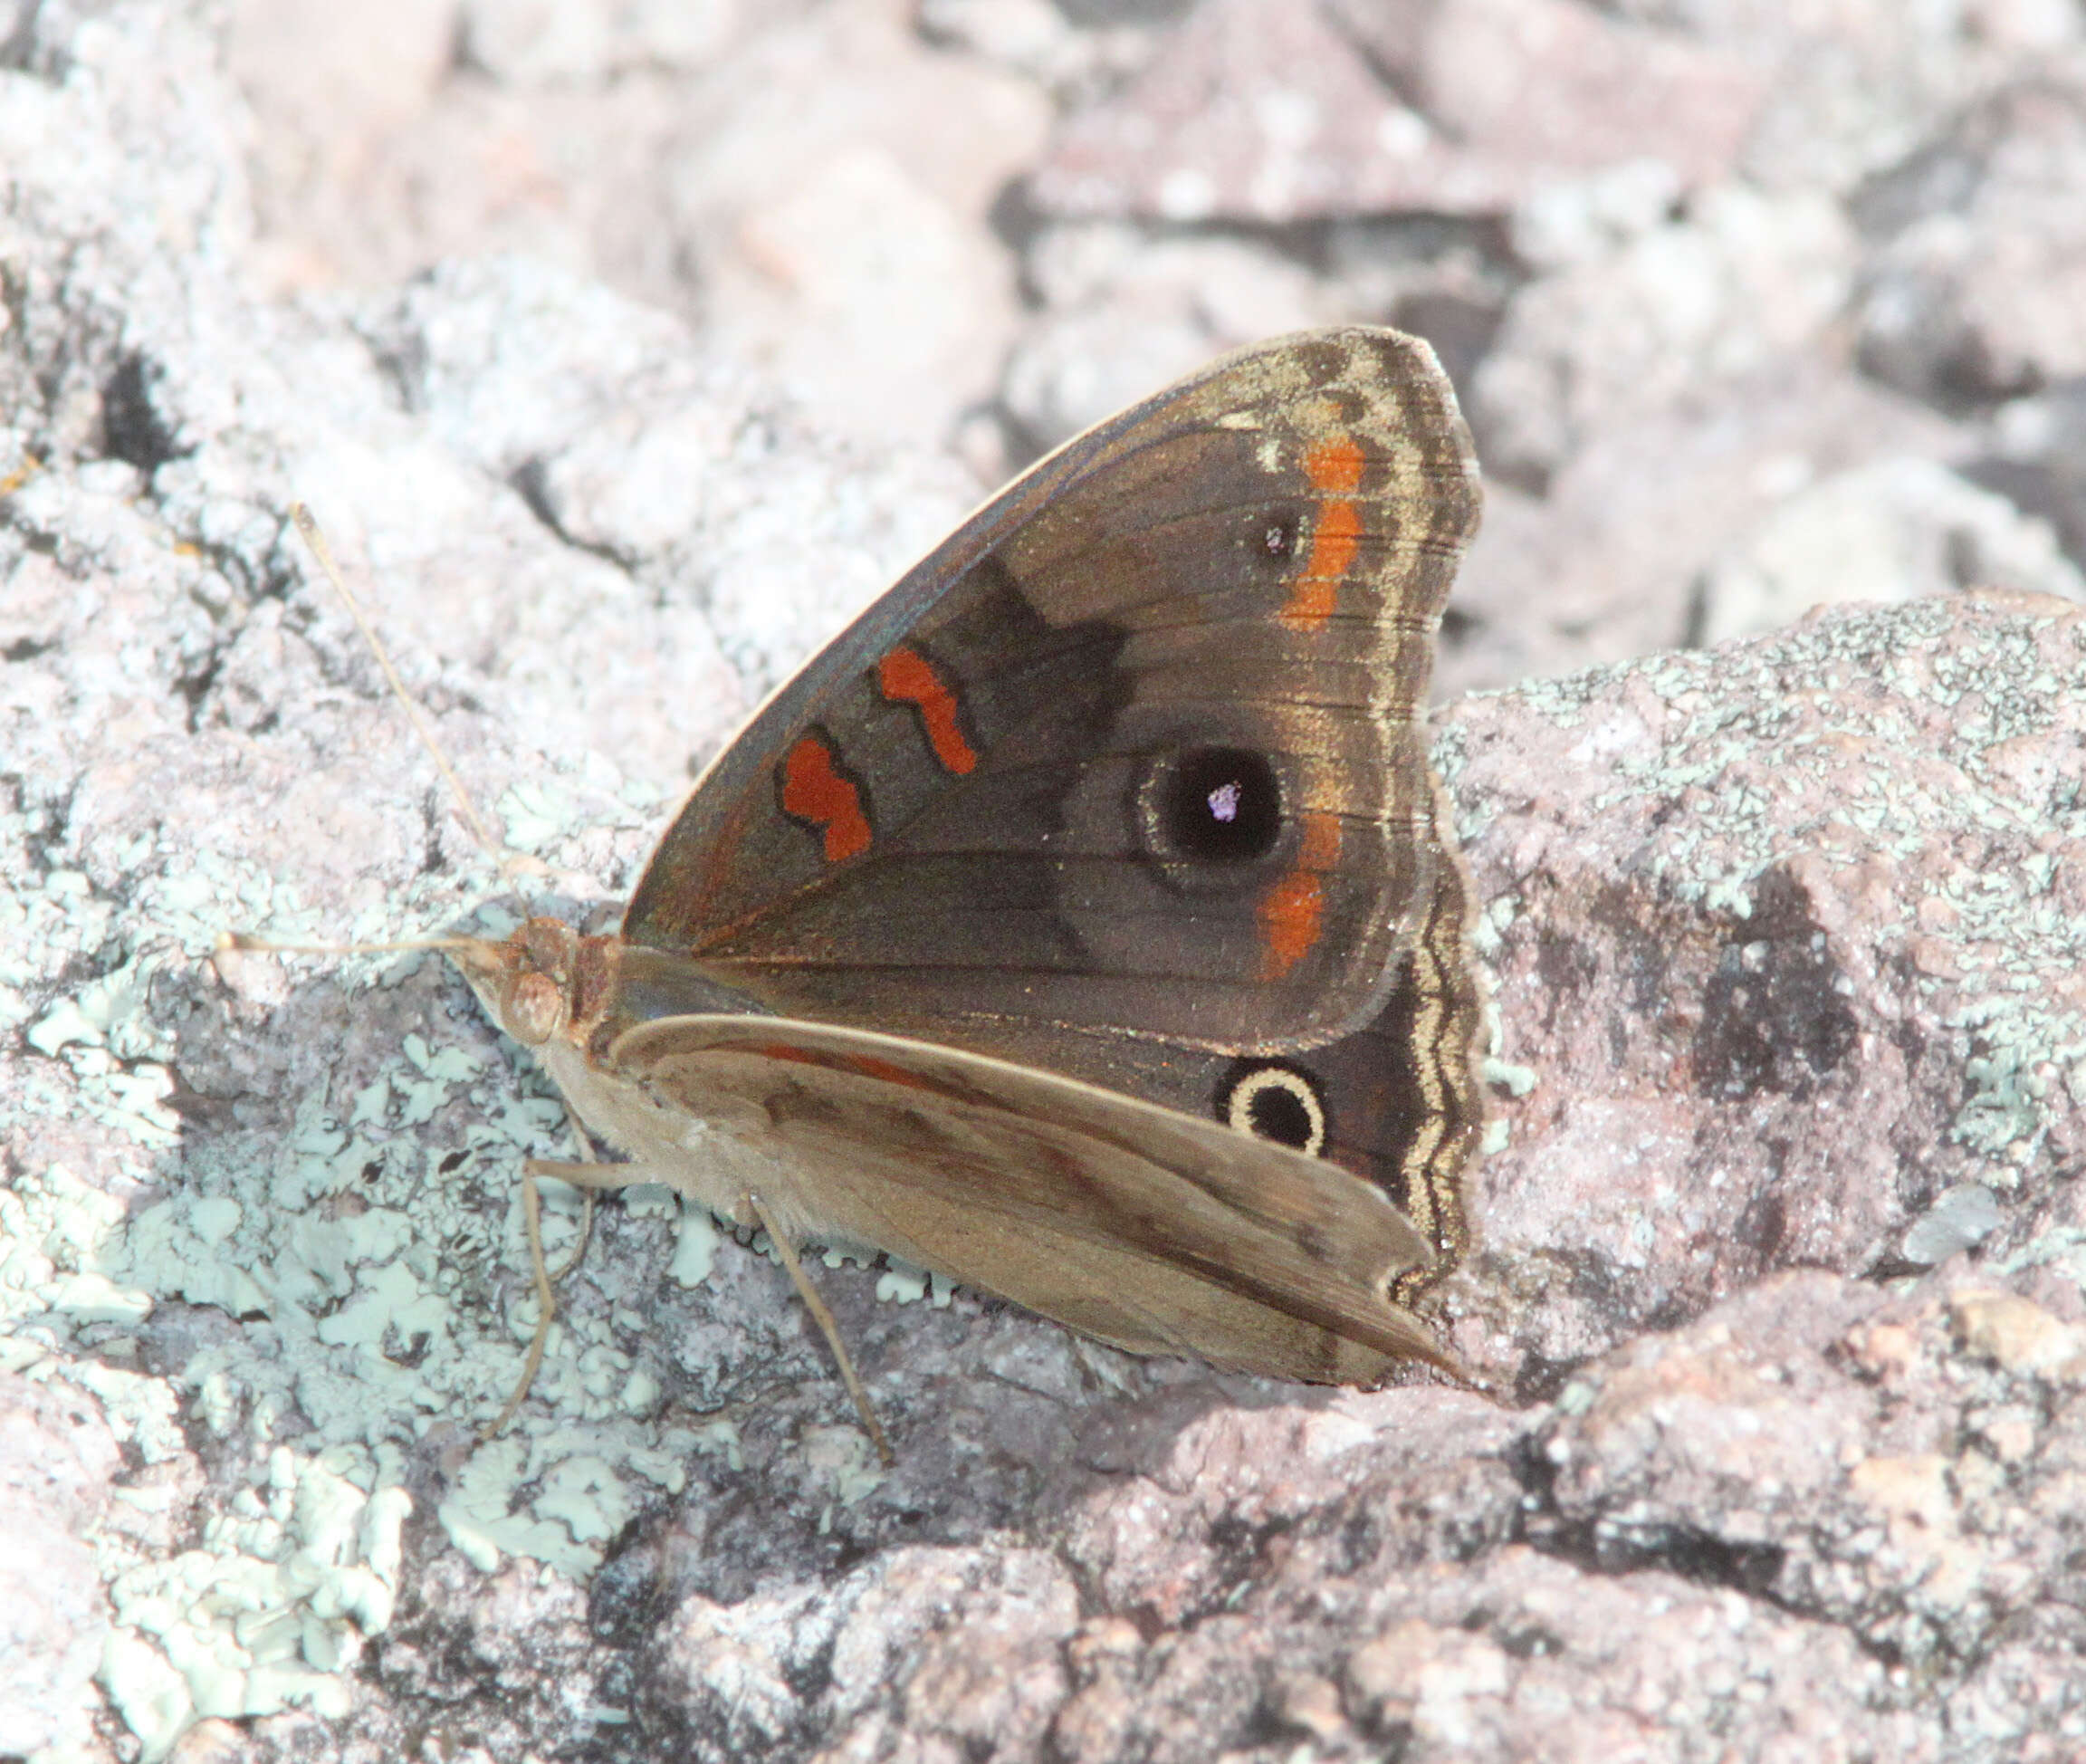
[453,918,760,1056]
[447,918,811,1224]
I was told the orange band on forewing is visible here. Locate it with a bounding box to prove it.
[1297,809,1341,869]
[780,735,872,863]
[752,1041,824,1067]
[1281,436,1367,631]
[1257,810,1342,980]
[1306,435,1366,495]
[878,646,978,775]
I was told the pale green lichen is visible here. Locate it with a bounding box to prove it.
[0,823,780,1759]
[498,779,579,853]
[669,1200,722,1288]
[16,794,865,1751]
[876,1266,929,1305]
[97,1444,410,1751]
[799,1424,886,1507]
[0,1150,416,1756]
[1485,1059,1538,1100]
[1484,600,2086,1190]
[11,594,2081,1759]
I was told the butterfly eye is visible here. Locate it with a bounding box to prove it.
[1222,1063,1327,1155]
[504,972,568,1047]
[1151,746,1282,864]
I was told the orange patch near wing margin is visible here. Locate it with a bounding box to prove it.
[1257,810,1342,981]
[780,734,872,863]
[877,646,978,775]
[1280,436,1367,631]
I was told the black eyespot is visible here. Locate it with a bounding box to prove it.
[1258,510,1300,560]
[1220,1062,1328,1155]
[1246,1084,1314,1146]
[1154,747,1281,864]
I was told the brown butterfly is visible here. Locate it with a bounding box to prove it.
[435,326,1488,1436]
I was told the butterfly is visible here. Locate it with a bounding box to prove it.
[435,325,1488,1438]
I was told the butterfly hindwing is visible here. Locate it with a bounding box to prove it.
[603,1011,1452,1383]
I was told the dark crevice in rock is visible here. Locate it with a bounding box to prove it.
[1140,1510,1300,1633]
[1509,1431,1789,1600]
[359,310,433,415]
[418,791,456,875]
[1692,879,1859,1105]
[1588,879,1681,1029]
[508,457,631,569]
[173,646,224,735]
[587,1536,665,1651]
[15,772,74,875]
[1735,1183,1791,1263]
[1509,1347,1591,1408]
[985,173,1049,275]
[1963,446,2086,576]
[100,352,188,472]
[1391,285,1507,404]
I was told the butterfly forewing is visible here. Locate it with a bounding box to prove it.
[625,328,1480,1069]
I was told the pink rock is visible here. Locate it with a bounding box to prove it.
[1443,592,2086,1385]
[1860,76,2086,400]
[0,1376,119,1756]
[1031,0,1766,222]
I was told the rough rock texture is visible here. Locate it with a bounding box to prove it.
[1030,0,1767,223]
[0,1374,120,1756]
[1445,592,2086,1388]
[207,0,2086,694]
[5,2,2086,1761]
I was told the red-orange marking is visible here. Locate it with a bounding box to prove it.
[751,1044,941,1094]
[1280,436,1367,632]
[877,646,977,774]
[780,735,872,863]
[1306,434,1366,495]
[1257,810,1342,980]
[847,1053,943,1093]
[752,1042,826,1068]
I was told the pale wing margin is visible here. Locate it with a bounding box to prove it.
[607,1014,1459,1385]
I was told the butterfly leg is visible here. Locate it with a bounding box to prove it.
[481,1139,615,1439]
[742,1191,894,1468]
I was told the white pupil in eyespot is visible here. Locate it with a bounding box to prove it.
[1207,781,1241,822]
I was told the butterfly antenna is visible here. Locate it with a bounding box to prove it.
[290,502,525,889]
[241,510,599,1440]
[215,930,482,957]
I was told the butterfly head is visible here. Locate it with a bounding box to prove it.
[447,916,620,1053]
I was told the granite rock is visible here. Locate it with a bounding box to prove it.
[229,0,1046,450]
[1694,455,2086,645]
[1856,72,2086,404]
[1443,592,2086,1389]
[7,3,2086,1761]
[207,0,2086,695]
[1470,184,1857,487]
[0,1375,120,1756]
[1029,0,1765,224]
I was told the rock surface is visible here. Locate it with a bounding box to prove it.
[4,2,2086,1760]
